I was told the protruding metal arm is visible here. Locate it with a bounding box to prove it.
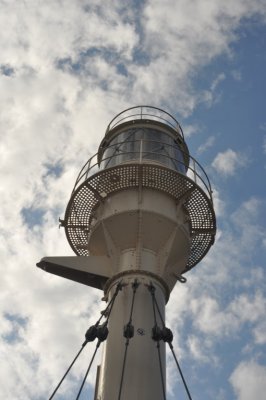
[36,256,112,290]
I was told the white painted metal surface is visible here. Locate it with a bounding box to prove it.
[96,275,166,400]
[88,188,191,291]
[90,187,190,399]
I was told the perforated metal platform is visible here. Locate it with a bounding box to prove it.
[64,163,216,272]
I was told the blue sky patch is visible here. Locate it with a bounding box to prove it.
[3,313,28,344]
[0,64,15,76]
[21,207,46,228]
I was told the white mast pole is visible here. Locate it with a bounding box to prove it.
[96,275,166,400]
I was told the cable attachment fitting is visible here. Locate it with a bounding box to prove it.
[97,323,109,342]
[176,275,187,283]
[124,323,134,339]
[132,278,140,291]
[152,325,163,341]
[147,282,156,295]
[162,327,173,343]
[116,281,126,292]
[85,325,98,343]
[83,323,109,346]
[152,326,174,343]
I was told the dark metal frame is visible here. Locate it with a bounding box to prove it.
[105,106,184,138]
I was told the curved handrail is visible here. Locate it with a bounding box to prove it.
[71,139,213,203]
[105,106,184,139]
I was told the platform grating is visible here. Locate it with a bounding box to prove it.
[64,164,216,271]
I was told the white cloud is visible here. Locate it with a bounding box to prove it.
[231,197,262,224]
[0,1,266,399]
[197,135,216,154]
[131,0,266,113]
[211,187,225,217]
[210,73,226,91]
[230,198,266,251]
[187,335,216,363]
[229,291,266,325]
[212,148,247,176]
[190,296,239,336]
[182,123,201,137]
[230,361,266,400]
[253,320,266,345]
[172,197,266,342]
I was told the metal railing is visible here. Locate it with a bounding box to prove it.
[72,139,213,202]
[105,106,184,139]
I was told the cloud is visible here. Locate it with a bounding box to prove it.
[231,197,262,224]
[211,187,225,217]
[190,296,239,337]
[212,149,247,176]
[182,123,201,137]
[197,135,216,154]
[130,0,266,113]
[253,320,266,345]
[0,1,266,399]
[187,334,216,363]
[230,361,266,400]
[0,0,265,117]
[210,73,226,91]
[166,196,266,358]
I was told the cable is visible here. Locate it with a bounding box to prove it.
[91,280,123,332]
[48,281,123,399]
[82,280,123,346]
[48,345,86,400]
[75,341,101,400]
[153,290,193,400]
[117,279,139,400]
[148,283,166,400]
[105,281,123,323]
[117,338,130,400]
[75,283,123,399]
[153,294,164,327]
[156,340,166,400]
[168,344,193,400]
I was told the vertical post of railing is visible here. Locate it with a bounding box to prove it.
[140,106,143,120]
[139,139,143,163]
[85,158,91,181]
[193,159,197,184]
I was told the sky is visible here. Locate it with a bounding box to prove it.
[0,0,266,399]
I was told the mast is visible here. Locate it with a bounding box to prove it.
[37,106,216,399]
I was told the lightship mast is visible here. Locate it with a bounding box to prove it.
[37,106,216,399]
